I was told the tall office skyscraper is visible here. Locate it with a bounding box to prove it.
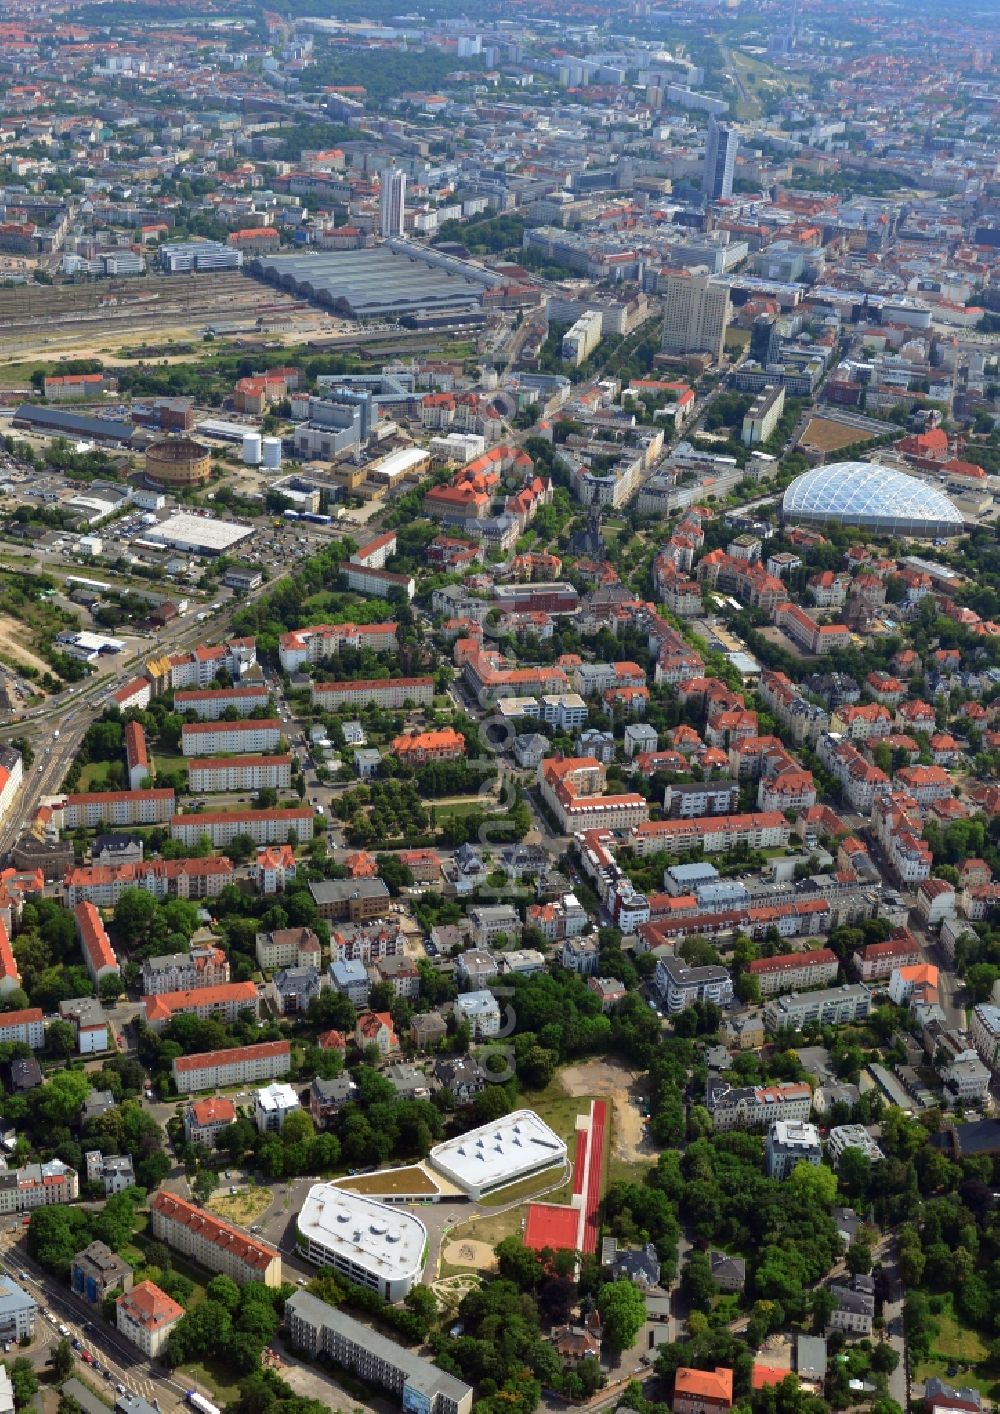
[703,120,738,202]
[379,166,406,238]
[660,268,731,363]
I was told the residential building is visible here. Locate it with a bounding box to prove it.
[764,984,872,1032]
[149,1191,281,1286]
[172,1040,292,1094]
[468,904,521,948]
[254,1081,301,1133]
[747,948,838,997]
[284,1292,473,1414]
[765,1119,822,1178]
[356,1011,399,1057]
[454,990,502,1039]
[826,1126,883,1167]
[0,1159,78,1212]
[117,1281,184,1358]
[311,678,434,710]
[74,903,120,985]
[188,756,292,793]
[278,622,398,672]
[852,931,921,982]
[64,857,233,906]
[330,958,370,1008]
[85,1151,134,1195]
[141,944,229,996]
[309,1075,358,1127]
[71,1242,133,1305]
[456,950,498,988]
[144,981,259,1031]
[170,808,313,848]
[539,755,648,833]
[180,721,282,756]
[255,845,298,895]
[58,998,109,1054]
[0,1008,44,1050]
[255,927,321,972]
[173,686,270,719]
[183,1097,237,1148]
[0,1278,35,1342]
[971,1004,1000,1073]
[60,789,175,829]
[826,1275,875,1337]
[654,956,734,1013]
[708,1081,812,1132]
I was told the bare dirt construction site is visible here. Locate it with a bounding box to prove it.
[799,415,877,454]
[559,1057,652,1167]
[0,614,52,678]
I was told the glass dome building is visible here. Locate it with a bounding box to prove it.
[782,461,964,538]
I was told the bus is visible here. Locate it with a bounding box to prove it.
[187,1393,221,1414]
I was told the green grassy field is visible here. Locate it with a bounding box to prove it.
[179,1360,243,1405]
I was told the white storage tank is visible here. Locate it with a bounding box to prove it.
[262,436,282,471]
[243,431,262,465]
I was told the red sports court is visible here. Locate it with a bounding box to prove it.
[524,1099,607,1255]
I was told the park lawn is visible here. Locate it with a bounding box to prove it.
[152,751,187,778]
[77,761,121,791]
[928,1299,989,1362]
[434,800,489,822]
[207,1184,273,1227]
[179,1360,243,1405]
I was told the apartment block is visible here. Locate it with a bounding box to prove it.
[181,720,282,757]
[74,902,120,984]
[0,1008,44,1050]
[774,602,850,656]
[60,789,175,829]
[149,1191,281,1286]
[747,948,838,997]
[255,927,321,972]
[144,981,259,1031]
[285,1292,473,1414]
[170,808,313,848]
[172,1040,292,1093]
[173,685,270,720]
[141,944,230,996]
[708,1080,812,1132]
[311,678,434,710]
[188,756,292,793]
[764,984,872,1032]
[117,1280,184,1358]
[971,1004,1000,1074]
[183,1096,238,1148]
[278,622,398,671]
[631,811,790,857]
[64,857,233,907]
[765,1119,822,1179]
[539,755,648,833]
[654,956,734,1013]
